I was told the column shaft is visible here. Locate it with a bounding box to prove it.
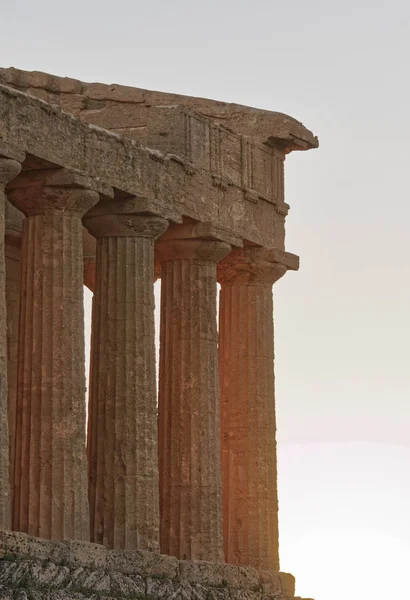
[8,170,103,541]
[85,211,167,551]
[5,200,24,494]
[220,284,278,569]
[218,248,287,571]
[158,240,229,562]
[12,213,90,539]
[0,157,22,530]
[88,236,159,550]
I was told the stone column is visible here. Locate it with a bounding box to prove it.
[5,201,24,493]
[157,229,231,562]
[83,227,97,293]
[218,247,298,571]
[0,145,24,530]
[82,227,96,514]
[8,168,106,541]
[84,206,168,550]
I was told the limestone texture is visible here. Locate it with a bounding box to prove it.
[218,248,293,571]
[157,237,230,562]
[7,169,102,541]
[0,530,302,600]
[0,67,318,152]
[84,211,168,551]
[0,157,23,530]
[0,82,286,249]
[0,70,318,600]
[4,201,24,495]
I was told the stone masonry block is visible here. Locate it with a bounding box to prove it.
[108,571,146,597]
[106,549,178,579]
[172,581,208,600]
[68,540,107,569]
[146,577,176,599]
[178,560,226,587]
[222,564,260,591]
[27,539,70,565]
[82,83,145,104]
[278,573,296,597]
[259,571,285,596]
[0,531,30,557]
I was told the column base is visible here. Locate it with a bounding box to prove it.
[0,530,315,600]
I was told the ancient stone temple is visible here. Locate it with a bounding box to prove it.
[0,67,318,600]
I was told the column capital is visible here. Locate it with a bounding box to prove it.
[156,222,234,263]
[218,247,299,286]
[7,168,111,217]
[157,238,231,263]
[0,159,23,188]
[83,196,169,239]
[84,214,168,239]
[0,140,26,164]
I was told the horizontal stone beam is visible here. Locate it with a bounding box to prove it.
[0,84,281,248]
[0,67,319,152]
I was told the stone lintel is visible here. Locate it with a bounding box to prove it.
[218,247,299,287]
[252,248,300,271]
[0,67,319,152]
[85,194,182,225]
[0,84,283,248]
[7,167,113,198]
[159,221,243,248]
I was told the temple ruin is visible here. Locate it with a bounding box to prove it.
[0,67,318,600]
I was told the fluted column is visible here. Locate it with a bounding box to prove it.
[0,152,24,529]
[8,169,104,540]
[83,227,97,293]
[157,236,231,562]
[5,201,24,493]
[84,208,168,550]
[218,247,296,571]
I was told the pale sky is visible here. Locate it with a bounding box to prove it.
[2,1,410,599]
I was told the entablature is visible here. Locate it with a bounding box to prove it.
[0,82,306,252]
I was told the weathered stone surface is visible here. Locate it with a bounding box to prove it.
[82,228,96,292]
[0,67,318,151]
[0,532,305,599]
[0,83,288,248]
[222,564,260,591]
[146,577,175,598]
[68,541,106,569]
[178,561,225,588]
[7,170,102,541]
[218,248,295,571]
[0,66,318,600]
[4,200,23,505]
[0,157,23,530]
[82,83,145,104]
[157,238,230,562]
[85,211,168,551]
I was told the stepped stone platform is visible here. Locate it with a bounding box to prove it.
[0,531,311,600]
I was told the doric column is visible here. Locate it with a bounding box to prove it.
[218,247,298,571]
[0,143,25,530]
[83,227,97,293]
[84,204,168,550]
[5,200,24,493]
[8,168,108,541]
[157,224,231,562]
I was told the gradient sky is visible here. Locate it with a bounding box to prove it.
[2,1,410,599]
